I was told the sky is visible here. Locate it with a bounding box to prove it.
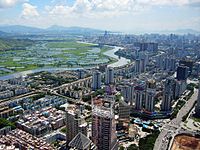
[0,0,200,33]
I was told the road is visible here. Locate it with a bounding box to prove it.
[0,91,38,105]
[154,88,198,150]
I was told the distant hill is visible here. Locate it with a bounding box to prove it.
[159,29,200,35]
[0,25,43,34]
[46,25,104,34]
[0,25,104,35]
[0,31,10,37]
[0,31,6,35]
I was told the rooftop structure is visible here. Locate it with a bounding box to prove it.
[17,107,65,137]
[92,97,118,150]
[0,129,54,150]
[69,132,97,150]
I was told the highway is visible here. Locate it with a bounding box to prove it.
[154,88,198,150]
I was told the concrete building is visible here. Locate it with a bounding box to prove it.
[91,97,118,150]
[135,59,142,74]
[195,82,200,118]
[66,106,87,145]
[140,43,158,52]
[17,107,65,137]
[161,78,175,112]
[176,65,189,81]
[92,71,101,91]
[156,53,164,69]
[69,132,97,150]
[118,100,130,121]
[134,85,145,110]
[175,80,187,97]
[78,69,85,79]
[179,59,194,75]
[0,129,54,150]
[121,83,134,105]
[135,51,148,74]
[105,67,114,85]
[145,79,156,112]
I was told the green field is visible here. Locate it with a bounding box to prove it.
[0,40,115,76]
[47,41,93,49]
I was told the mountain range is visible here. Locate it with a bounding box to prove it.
[0,25,104,35]
[0,25,199,35]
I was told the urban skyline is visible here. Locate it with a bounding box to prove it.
[0,0,200,150]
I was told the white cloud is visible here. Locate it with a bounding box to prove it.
[0,0,28,8]
[45,0,200,19]
[21,3,39,19]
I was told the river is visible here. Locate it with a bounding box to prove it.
[0,45,129,80]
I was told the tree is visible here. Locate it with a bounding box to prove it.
[119,146,125,150]
[138,131,160,150]
[0,118,15,129]
[127,144,139,150]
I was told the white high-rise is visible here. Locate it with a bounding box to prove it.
[121,83,134,105]
[145,79,156,112]
[135,85,145,110]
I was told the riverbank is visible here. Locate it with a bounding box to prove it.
[0,45,130,80]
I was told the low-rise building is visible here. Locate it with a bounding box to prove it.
[0,129,54,150]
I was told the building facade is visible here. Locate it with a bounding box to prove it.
[105,67,114,85]
[91,98,118,150]
[92,71,102,91]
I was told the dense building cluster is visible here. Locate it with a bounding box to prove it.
[0,32,200,150]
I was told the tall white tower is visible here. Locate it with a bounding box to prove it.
[145,79,156,112]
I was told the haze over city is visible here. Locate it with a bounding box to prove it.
[0,0,200,33]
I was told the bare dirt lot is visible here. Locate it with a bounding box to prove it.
[171,135,200,150]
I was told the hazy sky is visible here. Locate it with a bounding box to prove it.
[0,0,200,33]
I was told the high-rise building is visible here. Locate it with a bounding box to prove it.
[195,82,200,118]
[176,65,189,81]
[145,79,156,112]
[157,54,176,71]
[91,97,118,150]
[169,57,176,71]
[179,59,194,75]
[92,71,101,90]
[135,59,141,74]
[140,43,158,52]
[99,64,107,72]
[161,78,175,112]
[119,100,130,120]
[105,67,114,85]
[147,43,158,52]
[66,106,87,145]
[175,80,187,98]
[140,59,146,73]
[134,85,145,110]
[77,69,85,79]
[135,52,148,74]
[121,83,134,105]
[156,54,164,69]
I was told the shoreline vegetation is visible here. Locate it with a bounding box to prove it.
[0,39,118,77]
